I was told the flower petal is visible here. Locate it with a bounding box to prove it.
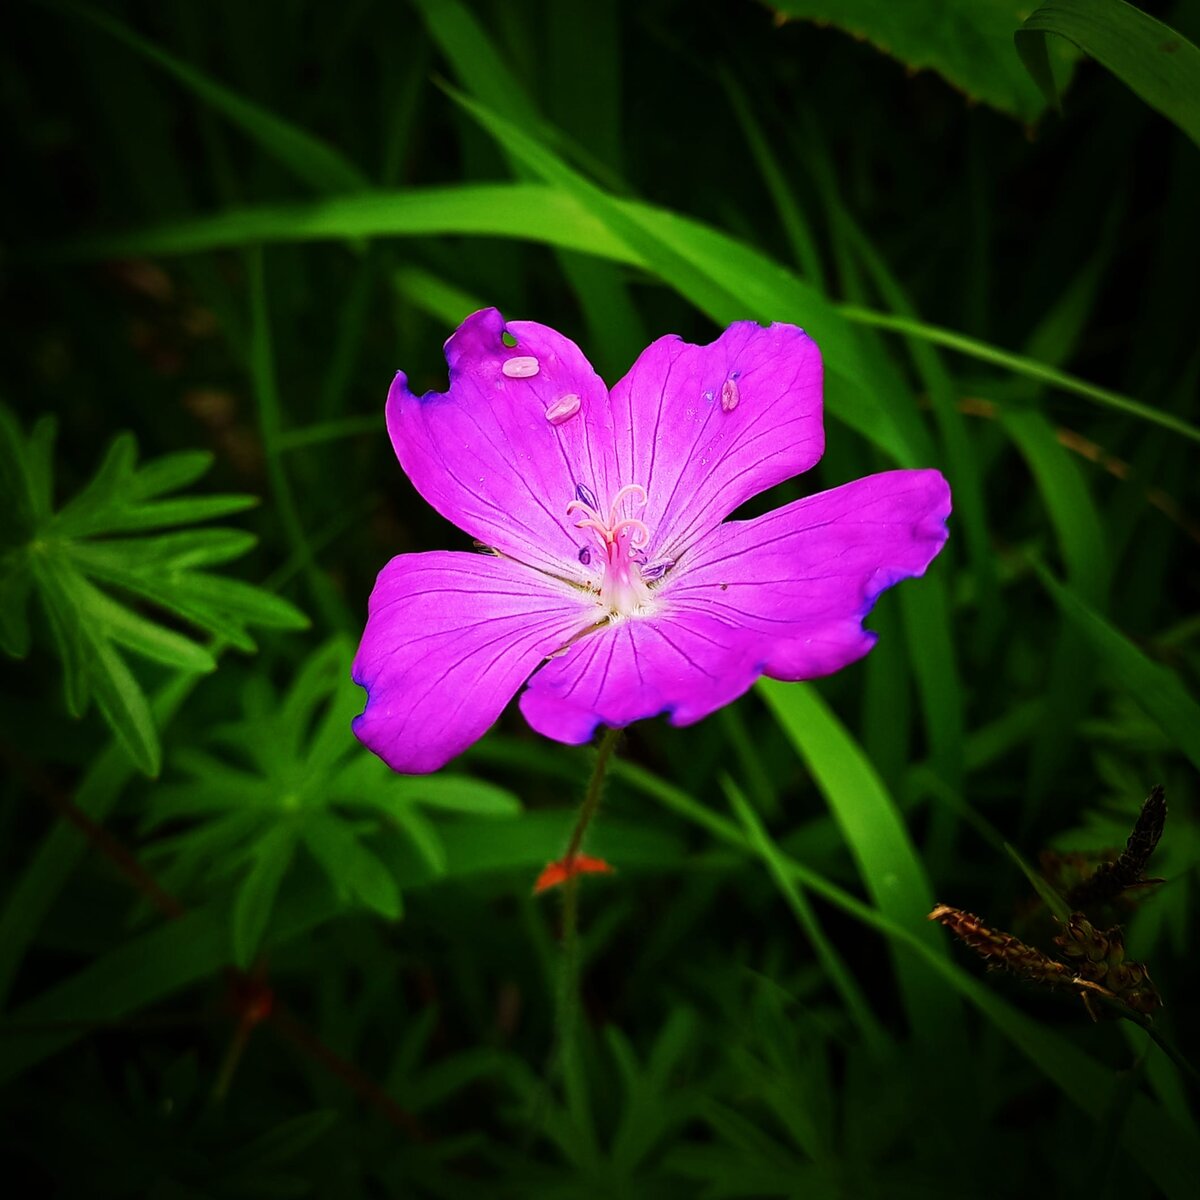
[386,308,618,580]
[608,321,823,561]
[352,551,598,773]
[519,613,761,745]
[665,469,952,680]
[519,470,950,743]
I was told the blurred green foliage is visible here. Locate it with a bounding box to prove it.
[1,0,1198,1195]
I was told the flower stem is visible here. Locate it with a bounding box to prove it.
[556,727,621,1063]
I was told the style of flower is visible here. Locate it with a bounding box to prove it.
[353,308,951,773]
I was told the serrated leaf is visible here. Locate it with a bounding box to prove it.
[232,826,296,967]
[771,0,1067,121]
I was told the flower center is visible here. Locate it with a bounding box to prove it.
[567,484,657,618]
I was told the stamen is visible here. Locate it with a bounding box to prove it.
[641,559,674,581]
[563,482,658,619]
[545,393,581,425]
[502,355,540,379]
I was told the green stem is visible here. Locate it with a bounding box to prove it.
[556,727,621,1062]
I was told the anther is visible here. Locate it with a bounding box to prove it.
[502,356,540,379]
[575,482,598,509]
[545,393,581,425]
[578,546,592,565]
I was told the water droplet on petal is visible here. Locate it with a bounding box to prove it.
[578,546,592,565]
[545,393,581,424]
[721,377,740,412]
[502,355,539,379]
[575,482,598,509]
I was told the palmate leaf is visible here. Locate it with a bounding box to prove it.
[0,406,307,775]
[143,639,523,963]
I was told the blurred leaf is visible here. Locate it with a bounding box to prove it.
[0,407,305,773]
[0,882,338,1086]
[233,825,297,967]
[1037,564,1200,770]
[68,179,1199,447]
[772,0,1063,120]
[143,639,509,944]
[1017,0,1200,148]
[1003,842,1073,922]
[67,1,369,191]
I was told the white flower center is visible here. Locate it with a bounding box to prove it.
[567,484,658,619]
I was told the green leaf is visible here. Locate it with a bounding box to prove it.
[724,778,890,1057]
[0,557,33,657]
[0,669,200,1007]
[232,826,296,967]
[392,775,523,818]
[0,881,337,1086]
[33,555,161,774]
[0,410,302,766]
[758,679,961,1045]
[68,179,1193,448]
[301,814,402,921]
[1003,842,1073,922]
[1037,564,1200,771]
[638,768,1200,1199]
[772,0,1063,120]
[394,808,448,878]
[225,1110,338,1170]
[838,306,1200,446]
[1016,0,1200,148]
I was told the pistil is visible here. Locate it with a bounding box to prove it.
[567,484,657,618]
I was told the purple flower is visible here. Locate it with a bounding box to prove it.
[353,309,951,773]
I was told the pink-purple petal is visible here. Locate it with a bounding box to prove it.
[352,551,598,773]
[665,468,952,680]
[518,613,761,745]
[518,469,950,743]
[608,321,823,561]
[386,308,618,580]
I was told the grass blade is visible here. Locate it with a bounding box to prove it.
[1036,563,1200,770]
[1017,0,1200,149]
[757,679,961,1044]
